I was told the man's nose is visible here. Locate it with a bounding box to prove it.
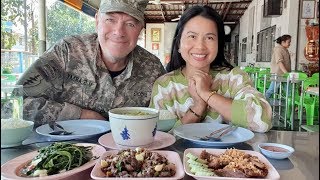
[113,22,125,36]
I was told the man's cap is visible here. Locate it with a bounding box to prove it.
[99,0,149,24]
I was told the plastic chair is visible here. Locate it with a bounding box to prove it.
[295,77,319,125]
[284,72,308,125]
[256,70,271,94]
[311,72,319,79]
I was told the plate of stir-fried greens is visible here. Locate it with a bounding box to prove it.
[1,142,106,179]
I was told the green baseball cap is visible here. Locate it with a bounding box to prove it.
[99,0,149,24]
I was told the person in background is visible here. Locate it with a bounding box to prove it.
[16,0,165,127]
[149,5,272,133]
[265,34,292,99]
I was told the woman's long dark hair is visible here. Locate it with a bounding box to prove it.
[166,5,233,72]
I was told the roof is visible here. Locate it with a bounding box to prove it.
[65,0,253,30]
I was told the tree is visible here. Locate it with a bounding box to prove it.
[47,2,95,47]
[1,0,24,49]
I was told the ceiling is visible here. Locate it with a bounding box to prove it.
[71,0,253,30]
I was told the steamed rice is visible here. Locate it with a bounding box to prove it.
[159,110,177,120]
[1,118,32,129]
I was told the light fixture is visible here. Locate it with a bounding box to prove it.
[208,0,241,2]
[224,25,231,35]
[224,22,236,24]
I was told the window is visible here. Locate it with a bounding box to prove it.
[256,25,276,62]
[1,0,96,76]
[241,37,247,62]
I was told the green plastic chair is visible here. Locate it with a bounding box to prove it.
[284,72,309,121]
[295,77,319,125]
[311,72,319,79]
[256,70,271,94]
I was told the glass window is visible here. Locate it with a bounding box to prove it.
[1,0,96,79]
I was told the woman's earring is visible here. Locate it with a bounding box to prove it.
[178,49,181,53]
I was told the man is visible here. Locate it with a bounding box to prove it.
[16,0,166,127]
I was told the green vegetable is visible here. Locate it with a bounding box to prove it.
[22,142,93,177]
[116,161,122,172]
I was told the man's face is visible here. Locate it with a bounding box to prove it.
[95,12,143,62]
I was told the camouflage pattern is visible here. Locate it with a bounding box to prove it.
[16,33,166,127]
[99,0,149,24]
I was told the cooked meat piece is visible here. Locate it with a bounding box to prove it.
[159,171,172,177]
[244,168,268,178]
[163,163,176,172]
[215,168,247,178]
[200,150,211,160]
[207,157,222,169]
[251,159,267,169]
[124,164,134,172]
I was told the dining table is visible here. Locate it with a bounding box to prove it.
[1,129,319,180]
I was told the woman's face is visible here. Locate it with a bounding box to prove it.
[179,15,219,70]
[282,39,291,48]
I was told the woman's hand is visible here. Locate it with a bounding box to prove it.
[190,70,212,97]
[188,79,206,106]
[187,70,212,116]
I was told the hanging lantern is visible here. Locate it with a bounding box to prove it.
[304,40,319,61]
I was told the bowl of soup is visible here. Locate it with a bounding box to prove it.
[108,107,159,147]
[258,143,294,159]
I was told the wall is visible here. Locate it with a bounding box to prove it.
[146,24,165,64]
[297,1,319,68]
[146,23,177,66]
[236,0,319,70]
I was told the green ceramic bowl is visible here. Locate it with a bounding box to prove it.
[1,120,34,148]
[158,110,177,132]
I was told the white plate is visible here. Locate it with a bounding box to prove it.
[173,123,254,147]
[98,131,176,150]
[1,143,106,180]
[36,120,110,140]
[184,148,280,180]
[90,150,185,179]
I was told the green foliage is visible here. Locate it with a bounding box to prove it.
[1,1,95,52]
[1,62,14,74]
[1,0,24,49]
[47,2,95,47]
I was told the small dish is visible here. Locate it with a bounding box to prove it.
[258,143,294,160]
[90,150,185,179]
[98,131,176,150]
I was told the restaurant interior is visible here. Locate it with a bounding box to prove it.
[1,0,319,179]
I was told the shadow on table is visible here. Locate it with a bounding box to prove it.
[266,158,294,170]
[171,138,254,151]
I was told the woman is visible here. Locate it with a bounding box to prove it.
[265,35,292,98]
[149,5,272,133]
